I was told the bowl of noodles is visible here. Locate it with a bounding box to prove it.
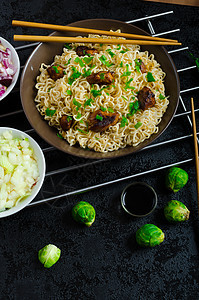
[20,19,180,159]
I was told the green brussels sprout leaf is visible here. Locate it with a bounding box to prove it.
[38,244,61,268]
[165,167,188,193]
[72,201,96,227]
[164,200,190,223]
[136,224,165,247]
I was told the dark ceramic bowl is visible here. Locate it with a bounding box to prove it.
[20,19,180,159]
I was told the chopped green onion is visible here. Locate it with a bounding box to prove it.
[106,49,115,58]
[100,73,105,80]
[128,100,140,117]
[91,89,102,97]
[52,66,59,74]
[146,72,155,82]
[74,57,85,67]
[122,96,127,101]
[65,58,71,66]
[99,55,114,67]
[73,98,82,111]
[159,93,166,100]
[47,87,52,92]
[66,90,72,95]
[134,122,142,129]
[116,44,121,50]
[119,61,123,68]
[67,116,72,122]
[77,128,88,134]
[82,68,92,77]
[64,43,72,49]
[100,106,107,112]
[120,48,129,54]
[46,108,56,117]
[83,56,94,64]
[57,133,63,139]
[121,64,131,77]
[76,112,82,119]
[108,107,114,113]
[120,116,128,127]
[96,114,103,121]
[84,98,94,108]
[125,78,135,90]
[68,67,81,85]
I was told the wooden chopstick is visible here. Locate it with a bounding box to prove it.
[191,97,199,215]
[13,35,182,45]
[12,20,179,43]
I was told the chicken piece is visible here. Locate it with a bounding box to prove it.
[138,59,147,73]
[60,115,73,131]
[88,109,119,132]
[47,65,64,81]
[87,71,114,85]
[76,46,99,56]
[138,86,155,111]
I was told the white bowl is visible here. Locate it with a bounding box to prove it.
[0,127,46,218]
[0,37,20,101]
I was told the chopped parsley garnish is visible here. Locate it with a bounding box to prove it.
[74,57,85,67]
[134,122,142,129]
[64,43,72,49]
[116,44,121,50]
[120,48,129,54]
[57,133,63,139]
[46,108,56,117]
[121,64,131,77]
[96,114,103,121]
[159,93,165,100]
[106,49,115,58]
[52,66,59,74]
[120,116,128,127]
[77,128,88,134]
[135,58,142,73]
[66,90,72,95]
[68,67,81,85]
[83,56,94,64]
[84,98,94,108]
[100,106,106,112]
[146,72,155,82]
[73,98,82,111]
[127,101,140,117]
[108,107,114,113]
[99,55,114,67]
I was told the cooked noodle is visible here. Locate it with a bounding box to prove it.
[35,32,169,153]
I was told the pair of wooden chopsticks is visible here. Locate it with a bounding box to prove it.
[191,98,199,215]
[12,20,181,45]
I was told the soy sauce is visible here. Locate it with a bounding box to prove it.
[122,183,156,216]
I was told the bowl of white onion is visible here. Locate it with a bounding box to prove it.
[0,127,46,217]
[0,37,20,101]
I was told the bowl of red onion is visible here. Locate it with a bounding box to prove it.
[0,37,20,101]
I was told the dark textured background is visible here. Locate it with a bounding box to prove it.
[0,0,199,299]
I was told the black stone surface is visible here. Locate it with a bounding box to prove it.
[0,0,199,299]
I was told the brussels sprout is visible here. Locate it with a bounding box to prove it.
[136,224,165,247]
[38,244,61,268]
[164,200,190,223]
[72,201,95,227]
[165,167,188,193]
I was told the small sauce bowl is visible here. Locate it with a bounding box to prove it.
[121,182,157,217]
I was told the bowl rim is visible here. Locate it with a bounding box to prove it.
[121,181,158,217]
[0,36,20,102]
[20,18,180,159]
[0,127,46,218]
